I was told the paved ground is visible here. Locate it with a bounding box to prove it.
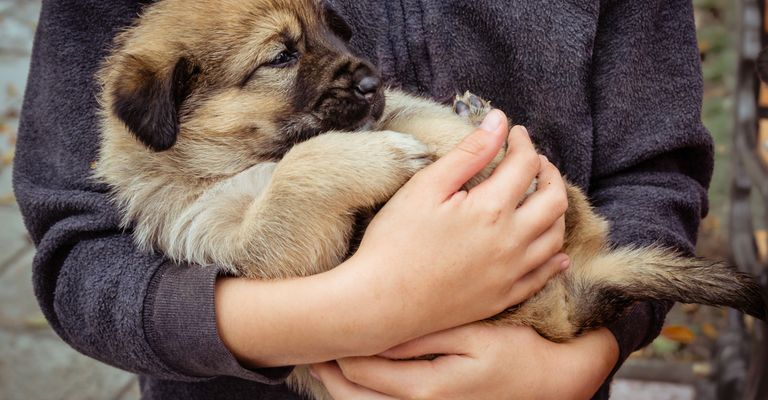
[0,1,140,399]
[0,1,700,399]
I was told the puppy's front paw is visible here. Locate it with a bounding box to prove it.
[379,131,432,175]
[274,131,430,211]
[453,91,493,126]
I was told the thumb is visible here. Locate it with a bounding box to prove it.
[417,110,508,200]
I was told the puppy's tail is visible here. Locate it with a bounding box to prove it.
[570,247,767,330]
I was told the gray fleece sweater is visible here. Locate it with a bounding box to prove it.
[13,0,712,399]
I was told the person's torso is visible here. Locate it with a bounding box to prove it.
[335,0,601,189]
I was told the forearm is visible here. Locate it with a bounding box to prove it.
[215,255,418,367]
[586,1,711,394]
[552,328,619,400]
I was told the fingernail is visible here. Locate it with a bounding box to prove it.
[309,367,320,381]
[560,258,571,270]
[480,110,502,132]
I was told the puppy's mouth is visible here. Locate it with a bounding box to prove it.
[314,80,385,131]
[353,90,386,130]
[278,85,385,147]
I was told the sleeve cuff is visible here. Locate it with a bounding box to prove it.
[143,260,293,383]
[605,299,673,366]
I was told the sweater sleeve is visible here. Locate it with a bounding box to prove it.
[587,0,713,391]
[12,0,291,383]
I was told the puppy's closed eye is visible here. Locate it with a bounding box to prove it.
[266,48,299,68]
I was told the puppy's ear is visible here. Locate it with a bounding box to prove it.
[322,1,352,42]
[111,56,197,152]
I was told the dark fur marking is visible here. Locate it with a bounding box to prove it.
[322,1,353,42]
[568,258,768,336]
[113,56,197,151]
[281,28,383,151]
[346,206,379,258]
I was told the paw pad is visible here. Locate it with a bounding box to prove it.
[452,91,493,126]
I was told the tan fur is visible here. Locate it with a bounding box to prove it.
[94,1,766,399]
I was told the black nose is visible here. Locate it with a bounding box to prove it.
[354,75,381,101]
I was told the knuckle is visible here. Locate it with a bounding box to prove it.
[554,192,569,214]
[519,152,541,175]
[337,362,360,383]
[506,287,523,306]
[554,234,565,251]
[512,284,535,304]
[457,133,488,156]
[478,202,504,224]
[549,237,565,255]
[526,279,543,299]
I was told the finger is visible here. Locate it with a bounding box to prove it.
[512,156,568,241]
[469,125,540,205]
[379,325,475,360]
[415,110,508,200]
[520,214,566,269]
[337,356,450,399]
[506,252,570,305]
[311,362,396,400]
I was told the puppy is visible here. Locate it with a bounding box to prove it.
[94,0,768,398]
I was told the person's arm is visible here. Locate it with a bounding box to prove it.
[14,0,294,381]
[314,324,617,400]
[313,0,712,398]
[216,116,571,367]
[17,0,569,380]
[312,155,619,400]
[587,0,712,394]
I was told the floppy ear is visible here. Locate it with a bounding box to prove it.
[111,55,197,152]
[322,1,352,42]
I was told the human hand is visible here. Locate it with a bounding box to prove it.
[215,111,569,367]
[343,110,570,351]
[311,324,619,400]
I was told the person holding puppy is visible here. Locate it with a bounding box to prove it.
[14,0,711,399]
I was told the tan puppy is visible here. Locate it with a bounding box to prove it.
[94,0,767,398]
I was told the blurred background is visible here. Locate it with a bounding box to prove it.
[0,0,765,399]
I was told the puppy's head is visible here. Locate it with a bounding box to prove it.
[100,0,383,167]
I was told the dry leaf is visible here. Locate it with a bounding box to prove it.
[23,314,49,330]
[745,315,755,333]
[755,230,768,264]
[715,143,727,154]
[1,150,13,166]
[4,108,19,119]
[702,323,718,340]
[698,40,711,54]
[682,303,700,314]
[0,193,15,206]
[628,349,644,359]
[6,84,18,98]
[693,362,713,377]
[661,325,696,344]
[651,336,680,355]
